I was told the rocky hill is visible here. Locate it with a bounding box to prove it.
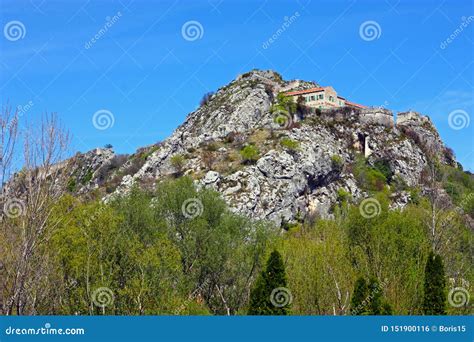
[10,70,460,226]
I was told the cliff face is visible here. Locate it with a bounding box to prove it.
[18,70,458,226]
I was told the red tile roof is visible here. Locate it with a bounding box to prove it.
[284,87,325,96]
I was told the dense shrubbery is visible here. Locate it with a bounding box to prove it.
[1,172,472,316]
[352,154,387,191]
[278,195,472,315]
[12,177,274,315]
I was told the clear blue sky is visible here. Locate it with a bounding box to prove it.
[1,0,473,170]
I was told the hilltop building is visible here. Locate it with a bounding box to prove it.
[285,86,366,110]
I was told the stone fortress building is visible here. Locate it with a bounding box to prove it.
[284,86,367,110]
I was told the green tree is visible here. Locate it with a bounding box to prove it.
[346,201,431,314]
[240,145,260,164]
[170,154,186,174]
[368,277,383,314]
[422,252,446,315]
[381,302,393,315]
[350,277,368,315]
[248,250,290,315]
[153,176,274,315]
[279,221,354,315]
[350,277,392,315]
[46,194,186,315]
[271,93,297,114]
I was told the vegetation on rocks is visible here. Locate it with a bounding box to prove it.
[240,145,260,164]
[280,137,300,151]
[1,70,473,316]
[1,171,472,315]
[170,154,186,174]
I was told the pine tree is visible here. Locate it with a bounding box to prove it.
[422,251,447,315]
[351,276,393,315]
[248,250,290,315]
[368,277,382,315]
[381,302,393,315]
[350,277,368,315]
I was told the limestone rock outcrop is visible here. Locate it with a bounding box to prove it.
[8,70,459,226]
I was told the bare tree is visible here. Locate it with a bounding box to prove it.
[1,112,71,315]
[420,147,453,254]
[0,105,19,313]
[0,105,19,187]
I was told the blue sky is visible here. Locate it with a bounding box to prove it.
[1,0,473,170]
